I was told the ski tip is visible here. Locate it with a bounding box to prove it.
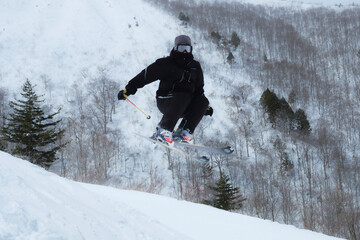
[224,146,234,154]
[199,156,210,163]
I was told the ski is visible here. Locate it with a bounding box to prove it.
[135,133,209,163]
[174,141,234,155]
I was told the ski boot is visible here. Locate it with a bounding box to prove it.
[152,126,174,146]
[173,128,194,144]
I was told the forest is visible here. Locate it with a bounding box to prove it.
[141,1,360,238]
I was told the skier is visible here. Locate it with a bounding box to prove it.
[118,35,213,145]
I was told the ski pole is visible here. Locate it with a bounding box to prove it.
[126,98,151,119]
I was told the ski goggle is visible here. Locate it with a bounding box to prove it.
[175,44,192,53]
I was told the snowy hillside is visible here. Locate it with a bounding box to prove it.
[0,151,343,240]
[0,0,234,183]
[0,0,226,149]
[0,0,212,183]
[208,0,359,8]
[0,0,186,92]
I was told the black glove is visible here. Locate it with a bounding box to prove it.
[205,106,213,116]
[117,89,128,100]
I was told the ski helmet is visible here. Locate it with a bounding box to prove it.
[174,35,192,53]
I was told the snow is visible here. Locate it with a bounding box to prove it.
[0,0,190,145]
[0,0,184,94]
[196,0,359,8]
[1,0,356,96]
[0,151,344,240]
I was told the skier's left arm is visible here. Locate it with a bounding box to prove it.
[193,63,205,97]
[194,64,213,117]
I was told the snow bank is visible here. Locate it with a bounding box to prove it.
[0,151,343,240]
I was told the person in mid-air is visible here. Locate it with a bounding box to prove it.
[118,35,213,145]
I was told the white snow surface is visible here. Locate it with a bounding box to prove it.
[0,0,183,93]
[0,151,344,240]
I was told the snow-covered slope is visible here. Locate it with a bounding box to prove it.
[0,0,185,93]
[0,0,222,141]
[0,0,206,170]
[0,151,344,240]
[196,0,359,9]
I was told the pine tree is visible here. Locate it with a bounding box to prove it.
[274,136,294,174]
[260,88,281,125]
[277,97,295,131]
[210,31,222,45]
[178,12,190,25]
[209,173,245,211]
[230,31,241,49]
[263,53,268,62]
[260,89,309,132]
[227,51,235,65]
[1,80,66,169]
[288,89,296,104]
[294,109,311,134]
[0,87,9,150]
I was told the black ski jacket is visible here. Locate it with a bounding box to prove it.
[125,50,205,98]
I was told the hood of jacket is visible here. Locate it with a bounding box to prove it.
[169,49,194,68]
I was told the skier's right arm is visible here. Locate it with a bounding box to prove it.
[118,59,166,100]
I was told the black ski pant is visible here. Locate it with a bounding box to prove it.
[157,92,209,133]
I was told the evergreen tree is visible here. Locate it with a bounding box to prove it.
[288,89,296,104]
[178,12,190,25]
[263,53,268,62]
[230,31,241,49]
[277,97,295,130]
[1,80,65,169]
[209,172,245,211]
[0,88,9,150]
[260,88,281,125]
[227,51,235,65]
[210,31,222,45]
[274,136,294,174]
[260,89,309,133]
[294,109,311,134]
